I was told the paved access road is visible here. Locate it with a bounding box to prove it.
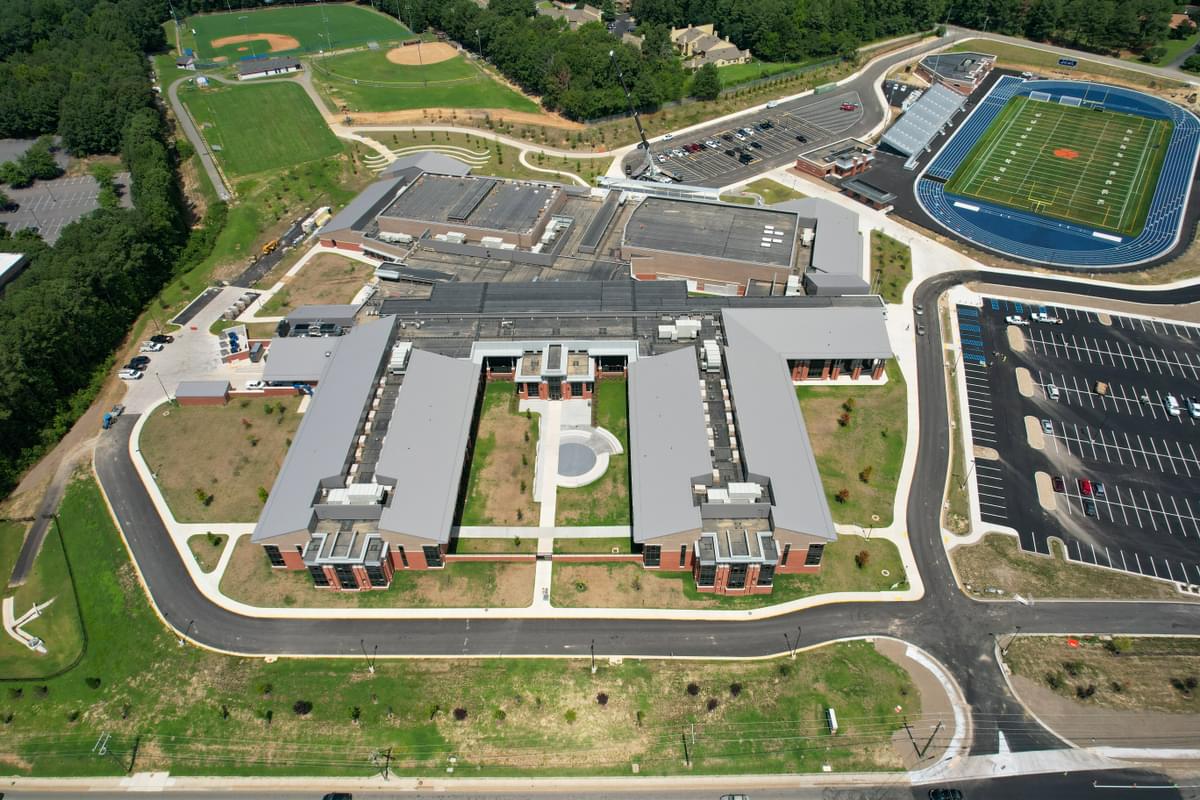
[165,74,231,202]
[93,269,1200,759]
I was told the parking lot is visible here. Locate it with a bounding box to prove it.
[954,297,1200,588]
[0,173,132,244]
[624,89,868,188]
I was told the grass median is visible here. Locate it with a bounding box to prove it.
[2,476,915,777]
[871,231,911,304]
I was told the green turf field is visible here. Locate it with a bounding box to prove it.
[189,4,410,60]
[944,95,1172,235]
[181,81,342,177]
[313,50,539,112]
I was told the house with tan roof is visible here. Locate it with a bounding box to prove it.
[669,23,750,69]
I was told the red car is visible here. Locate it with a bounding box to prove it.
[840,102,857,111]
[1078,478,1093,496]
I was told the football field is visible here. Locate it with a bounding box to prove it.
[944,95,1172,236]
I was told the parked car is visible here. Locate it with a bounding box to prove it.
[917,325,926,336]
[1188,396,1200,418]
[1094,482,1106,499]
[1083,497,1098,518]
[245,380,267,390]
[1005,314,1029,325]
[149,334,174,344]
[720,795,751,800]
[1052,475,1065,493]
[661,132,674,140]
[657,154,668,163]
[738,154,755,164]
[321,794,353,800]
[1041,419,1053,434]
[724,149,737,157]
[705,139,720,149]
[721,133,734,141]
[118,369,143,381]
[914,304,924,315]
[734,132,746,141]
[795,134,809,143]
[127,356,150,369]
[759,119,773,128]
[1046,384,1060,400]
[740,127,754,135]
[766,99,779,108]
[1165,393,1182,416]
[1031,311,1063,324]
[139,341,164,353]
[749,141,762,149]
[840,102,858,111]
[928,789,963,800]
[1078,478,1093,496]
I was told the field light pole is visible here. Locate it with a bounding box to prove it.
[475,28,482,59]
[238,16,256,58]
[959,459,976,490]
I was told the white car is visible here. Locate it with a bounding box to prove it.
[766,100,779,108]
[1031,312,1063,324]
[661,132,674,141]
[1165,393,1182,416]
[1188,396,1200,418]
[1046,384,1060,400]
[245,380,267,390]
[139,341,164,352]
[734,132,746,141]
[705,139,720,149]
[118,369,143,381]
[1004,315,1029,326]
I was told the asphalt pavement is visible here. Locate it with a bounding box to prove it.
[166,74,231,202]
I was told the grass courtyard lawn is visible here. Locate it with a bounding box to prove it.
[0,520,83,677]
[1123,30,1200,66]
[718,192,757,205]
[258,254,373,316]
[190,4,409,60]
[187,533,228,574]
[952,533,1195,602]
[453,537,539,554]
[219,535,533,608]
[871,230,911,305]
[744,177,807,204]
[181,81,342,178]
[316,51,538,113]
[381,130,612,184]
[2,477,915,777]
[948,41,1188,90]
[139,397,303,523]
[716,59,814,87]
[556,380,630,526]
[796,361,907,528]
[553,537,632,555]
[553,535,905,609]
[943,95,1170,236]
[1007,636,1200,714]
[459,381,539,526]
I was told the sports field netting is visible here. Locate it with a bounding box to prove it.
[943,95,1172,236]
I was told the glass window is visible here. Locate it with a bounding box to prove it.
[727,563,747,589]
[643,545,661,567]
[804,543,825,566]
[366,565,388,587]
[308,565,330,587]
[423,545,443,568]
[781,543,791,566]
[334,564,358,589]
[679,545,688,567]
[398,546,408,567]
[697,564,716,587]
[263,545,285,567]
[757,564,775,586]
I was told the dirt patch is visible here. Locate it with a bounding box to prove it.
[386,42,458,65]
[875,638,952,768]
[973,445,999,460]
[258,254,372,316]
[1006,324,1026,352]
[1015,367,1034,398]
[459,383,539,526]
[1024,416,1045,450]
[1033,471,1057,511]
[345,107,585,131]
[210,33,301,53]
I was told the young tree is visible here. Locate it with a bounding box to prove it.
[689,63,721,101]
[601,0,616,23]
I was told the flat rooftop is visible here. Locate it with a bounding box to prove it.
[800,138,875,166]
[624,197,798,268]
[921,52,994,81]
[381,174,557,234]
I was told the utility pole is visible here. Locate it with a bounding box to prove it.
[1002,625,1021,658]
[901,716,920,758]
[360,638,377,673]
[681,729,691,766]
[590,638,596,674]
[154,371,172,406]
[382,746,393,779]
[919,720,943,758]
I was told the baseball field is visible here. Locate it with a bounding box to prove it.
[188,3,410,61]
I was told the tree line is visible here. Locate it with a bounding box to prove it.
[0,0,203,496]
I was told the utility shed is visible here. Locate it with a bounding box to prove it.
[263,337,341,384]
[628,347,711,543]
[374,350,480,543]
[774,198,868,296]
[174,380,231,406]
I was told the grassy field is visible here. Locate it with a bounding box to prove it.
[315,51,538,113]
[190,4,410,60]
[1007,635,1200,713]
[1125,29,1200,65]
[259,253,372,316]
[553,537,632,555]
[187,532,228,574]
[459,382,539,526]
[181,81,342,178]
[1,477,915,777]
[454,537,539,554]
[556,380,631,526]
[552,535,906,609]
[0,520,83,677]
[944,95,1171,236]
[952,533,1194,602]
[948,41,1188,90]
[140,397,303,523]
[716,59,815,87]
[379,130,613,184]
[871,231,911,304]
[796,361,907,528]
[219,536,534,608]
[744,177,807,204]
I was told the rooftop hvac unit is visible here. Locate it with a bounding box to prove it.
[675,319,701,339]
[712,468,721,484]
[498,242,517,250]
[531,243,544,254]
[480,236,504,246]
[802,227,815,246]
[445,231,467,244]
[728,482,762,501]
[377,231,413,244]
[693,483,707,495]
[347,483,386,503]
[785,275,802,296]
[433,233,448,242]
[659,323,678,339]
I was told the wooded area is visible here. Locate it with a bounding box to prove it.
[0,0,202,496]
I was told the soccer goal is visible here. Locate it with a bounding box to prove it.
[1028,90,1053,102]
[1058,95,1084,107]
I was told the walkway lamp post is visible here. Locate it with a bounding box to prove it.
[361,638,377,673]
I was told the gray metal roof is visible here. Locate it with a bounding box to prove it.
[881,82,966,157]
[628,347,710,542]
[253,317,396,543]
[263,336,341,384]
[624,196,798,268]
[285,304,359,326]
[318,175,410,236]
[805,272,870,296]
[381,174,557,234]
[720,311,839,540]
[721,306,892,361]
[920,52,994,81]
[775,197,865,286]
[174,379,230,398]
[381,152,472,177]
[375,349,480,543]
[841,178,897,204]
[237,56,301,75]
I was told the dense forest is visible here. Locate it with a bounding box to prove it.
[0,0,194,495]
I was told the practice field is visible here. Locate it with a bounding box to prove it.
[189,3,410,60]
[313,48,539,113]
[944,95,1171,236]
[181,81,342,177]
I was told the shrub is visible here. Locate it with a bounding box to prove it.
[66,710,80,723]
[1063,661,1083,678]
[729,682,742,697]
[34,685,48,698]
[1,713,12,724]
[778,663,792,677]
[854,550,870,569]
[706,698,720,711]
[1045,672,1063,690]
[686,682,700,696]
[837,412,851,427]
[257,486,269,503]
[292,700,313,716]
[493,707,507,721]
[596,692,609,706]
[264,403,274,415]
[453,707,468,721]
[858,466,873,483]
[835,488,850,503]
[206,531,223,547]
[636,709,645,727]
[84,677,101,689]
[843,398,856,413]
[574,580,587,593]
[7,688,22,700]
[564,709,577,723]
[350,706,361,724]
[1109,681,1124,693]
[1075,684,1096,700]
[257,682,273,697]
[220,704,229,720]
